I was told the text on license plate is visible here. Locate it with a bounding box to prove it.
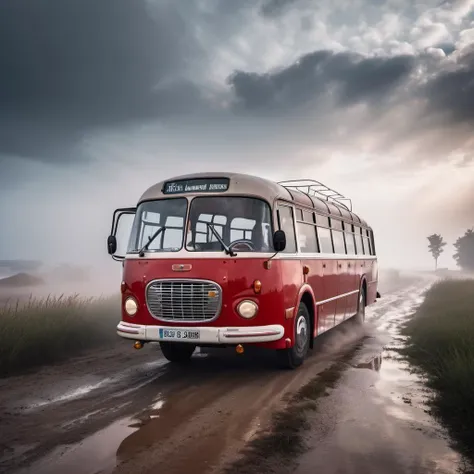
[159,328,200,340]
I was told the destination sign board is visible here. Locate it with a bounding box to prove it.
[163,178,230,195]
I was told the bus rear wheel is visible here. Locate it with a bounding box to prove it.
[159,342,196,363]
[277,301,311,369]
[354,286,366,325]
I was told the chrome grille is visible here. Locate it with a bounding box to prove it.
[146,279,222,322]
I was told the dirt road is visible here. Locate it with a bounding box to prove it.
[0,273,467,474]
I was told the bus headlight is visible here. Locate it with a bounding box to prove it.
[124,297,138,316]
[237,300,258,319]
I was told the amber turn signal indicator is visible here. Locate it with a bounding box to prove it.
[134,341,144,350]
[253,279,262,294]
[236,344,244,354]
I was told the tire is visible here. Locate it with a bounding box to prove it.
[159,341,196,363]
[277,301,311,369]
[354,286,366,325]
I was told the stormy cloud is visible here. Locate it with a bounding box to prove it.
[0,0,204,160]
[228,50,417,112]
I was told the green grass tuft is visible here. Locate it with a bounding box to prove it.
[401,278,474,465]
[0,293,120,377]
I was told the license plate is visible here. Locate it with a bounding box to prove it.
[159,328,200,340]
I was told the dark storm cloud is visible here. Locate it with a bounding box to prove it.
[0,0,203,160]
[260,0,298,17]
[422,48,474,124]
[228,45,474,131]
[228,50,416,113]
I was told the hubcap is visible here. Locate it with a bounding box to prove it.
[295,314,308,355]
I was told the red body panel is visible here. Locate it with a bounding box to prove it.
[120,256,377,350]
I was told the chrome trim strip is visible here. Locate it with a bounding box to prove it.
[316,289,359,306]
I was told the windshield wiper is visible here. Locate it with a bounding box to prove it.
[206,223,237,257]
[138,226,166,257]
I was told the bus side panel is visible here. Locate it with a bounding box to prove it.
[345,258,358,319]
[319,260,338,333]
[335,260,347,325]
[244,259,302,350]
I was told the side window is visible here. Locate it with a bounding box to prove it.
[303,210,314,223]
[345,232,356,255]
[315,214,330,227]
[332,230,346,254]
[317,227,333,253]
[331,219,343,230]
[369,229,376,255]
[354,226,364,255]
[278,205,297,253]
[297,222,319,253]
[364,229,373,255]
[363,235,371,256]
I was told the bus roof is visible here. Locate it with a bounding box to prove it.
[138,172,369,228]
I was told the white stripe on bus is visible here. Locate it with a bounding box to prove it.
[315,289,359,306]
[124,252,377,260]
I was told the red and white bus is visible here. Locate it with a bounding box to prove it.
[107,172,379,369]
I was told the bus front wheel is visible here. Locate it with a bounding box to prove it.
[277,301,311,369]
[159,341,196,363]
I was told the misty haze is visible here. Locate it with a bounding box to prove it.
[1,0,473,474]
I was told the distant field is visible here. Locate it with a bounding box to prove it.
[401,278,474,466]
[0,294,120,377]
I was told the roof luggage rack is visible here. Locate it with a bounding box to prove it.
[278,179,352,212]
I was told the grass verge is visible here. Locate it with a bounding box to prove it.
[0,294,120,377]
[224,354,354,474]
[400,278,474,466]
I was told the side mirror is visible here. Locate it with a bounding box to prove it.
[107,235,117,255]
[273,230,286,252]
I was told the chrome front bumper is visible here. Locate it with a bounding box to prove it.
[117,321,285,344]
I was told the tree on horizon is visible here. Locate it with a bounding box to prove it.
[453,228,474,272]
[427,233,447,271]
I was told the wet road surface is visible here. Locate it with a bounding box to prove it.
[0,273,466,474]
[294,281,467,474]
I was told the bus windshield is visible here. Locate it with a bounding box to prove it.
[127,198,188,253]
[186,197,273,253]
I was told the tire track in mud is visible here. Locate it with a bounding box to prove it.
[0,275,434,474]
